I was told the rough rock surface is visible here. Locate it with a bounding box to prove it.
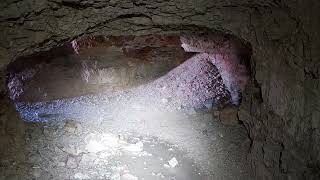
[0,0,319,179]
[6,34,193,102]
[219,106,239,126]
[16,52,231,122]
[0,94,26,178]
[180,35,251,105]
[7,54,252,178]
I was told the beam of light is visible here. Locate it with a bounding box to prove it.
[10,34,251,179]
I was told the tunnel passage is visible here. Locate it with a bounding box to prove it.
[6,35,193,102]
[7,33,251,112]
[4,32,253,179]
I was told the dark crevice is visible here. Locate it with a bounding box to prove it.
[115,13,152,21]
[279,143,285,173]
[60,0,92,10]
[85,13,152,33]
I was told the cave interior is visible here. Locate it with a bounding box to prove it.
[0,0,319,180]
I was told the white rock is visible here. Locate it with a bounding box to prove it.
[161,98,168,103]
[139,151,152,157]
[66,156,78,169]
[111,173,121,180]
[168,157,179,168]
[156,173,164,178]
[63,145,80,156]
[81,153,99,165]
[57,161,65,167]
[74,173,90,179]
[101,133,120,148]
[86,140,105,153]
[121,173,138,180]
[64,120,78,133]
[124,141,143,152]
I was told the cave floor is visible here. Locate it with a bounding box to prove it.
[10,94,253,179]
[7,55,253,179]
[8,109,253,180]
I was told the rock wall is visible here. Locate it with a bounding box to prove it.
[6,34,192,102]
[0,0,319,179]
[180,34,251,105]
[0,92,26,178]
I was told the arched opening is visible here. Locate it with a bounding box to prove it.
[5,32,253,179]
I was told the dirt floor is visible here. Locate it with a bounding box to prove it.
[12,109,251,180]
[6,55,253,180]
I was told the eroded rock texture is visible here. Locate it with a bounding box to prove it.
[6,34,193,102]
[0,0,319,179]
[181,35,251,105]
[0,93,26,177]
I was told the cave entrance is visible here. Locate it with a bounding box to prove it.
[6,32,252,179]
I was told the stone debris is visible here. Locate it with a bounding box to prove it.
[74,172,90,179]
[64,120,78,133]
[168,157,179,168]
[84,133,121,155]
[124,141,143,152]
[66,155,79,169]
[161,98,169,104]
[138,151,152,157]
[1,113,251,179]
[57,161,66,167]
[86,140,105,153]
[121,173,138,180]
[63,145,81,156]
[111,173,121,180]
[151,172,165,178]
[80,153,97,166]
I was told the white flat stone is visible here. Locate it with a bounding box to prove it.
[121,173,138,180]
[168,157,179,168]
